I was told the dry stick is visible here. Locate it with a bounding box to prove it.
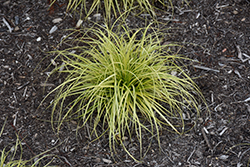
[201,127,211,149]
[11,123,36,156]
[187,146,196,164]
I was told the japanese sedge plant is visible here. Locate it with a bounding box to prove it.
[45,24,204,161]
[49,0,189,21]
[64,0,158,20]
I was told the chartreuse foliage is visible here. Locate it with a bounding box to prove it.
[64,0,165,20]
[50,0,190,21]
[45,24,204,161]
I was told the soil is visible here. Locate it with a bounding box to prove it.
[0,0,250,166]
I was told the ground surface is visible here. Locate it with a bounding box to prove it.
[0,0,250,166]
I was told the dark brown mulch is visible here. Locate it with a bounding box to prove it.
[0,0,250,166]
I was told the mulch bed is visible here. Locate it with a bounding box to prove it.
[0,0,250,166]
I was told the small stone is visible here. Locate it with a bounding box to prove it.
[102,158,112,164]
[233,10,238,14]
[52,18,62,23]
[219,155,229,160]
[14,26,19,31]
[14,16,19,25]
[36,37,41,42]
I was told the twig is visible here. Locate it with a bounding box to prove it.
[17,81,30,90]
[235,44,250,63]
[230,96,250,104]
[3,17,13,32]
[193,65,220,73]
[219,127,228,136]
[213,141,223,152]
[187,146,196,163]
[201,127,211,149]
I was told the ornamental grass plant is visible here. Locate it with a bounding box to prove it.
[50,0,189,21]
[45,24,204,161]
[64,0,163,20]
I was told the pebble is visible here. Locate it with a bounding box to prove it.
[219,155,229,160]
[36,37,41,42]
[102,158,112,164]
[233,10,238,14]
[52,18,63,23]
[14,26,19,31]
[14,16,20,25]
[2,65,10,69]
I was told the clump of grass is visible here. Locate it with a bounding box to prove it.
[65,0,158,20]
[50,0,190,21]
[45,24,204,161]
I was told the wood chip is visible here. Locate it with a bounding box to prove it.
[40,83,55,87]
[49,25,58,34]
[244,97,250,102]
[102,158,112,164]
[219,155,229,160]
[202,127,211,149]
[52,18,63,23]
[76,19,83,28]
[193,65,220,73]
